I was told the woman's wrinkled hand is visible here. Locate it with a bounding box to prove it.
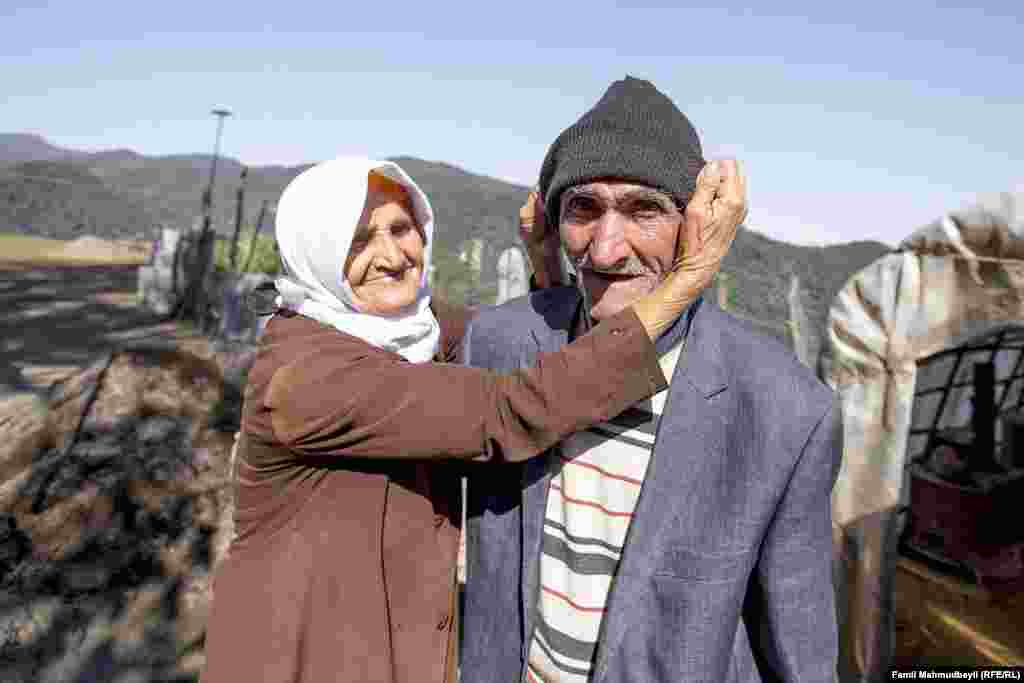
[633,159,747,338]
[519,188,564,289]
[518,189,549,248]
[669,159,747,298]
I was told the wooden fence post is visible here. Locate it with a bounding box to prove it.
[229,167,248,271]
[717,272,732,311]
[787,273,815,368]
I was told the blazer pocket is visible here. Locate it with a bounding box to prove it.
[652,546,752,584]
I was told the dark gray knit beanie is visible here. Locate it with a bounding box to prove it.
[538,76,705,222]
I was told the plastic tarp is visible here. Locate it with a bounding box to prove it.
[826,192,1024,680]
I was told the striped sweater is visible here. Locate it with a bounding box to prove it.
[526,339,685,683]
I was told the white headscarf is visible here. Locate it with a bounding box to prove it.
[272,156,441,363]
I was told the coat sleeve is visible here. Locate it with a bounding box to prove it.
[431,297,473,364]
[746,396,843,682]
[264,307,667,462]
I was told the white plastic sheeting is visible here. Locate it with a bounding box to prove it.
[829,192,1024,527]
[495,246,528,305]
[826,192,1024,680]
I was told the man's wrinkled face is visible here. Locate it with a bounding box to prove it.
[559,180,683,322]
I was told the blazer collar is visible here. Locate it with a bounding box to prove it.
[540,287,729,399]
[676,297,729,399]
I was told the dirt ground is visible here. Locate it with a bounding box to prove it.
[0,257,249,682]
[0,235,152,268]
[0,262,209,394]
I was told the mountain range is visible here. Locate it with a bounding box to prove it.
[1,132,892,357]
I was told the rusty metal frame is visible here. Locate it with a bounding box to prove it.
[908,327,1024,466]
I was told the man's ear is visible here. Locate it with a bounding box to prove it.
[676,209,701,267]
[557,243,573,284]
[555,221,582,285]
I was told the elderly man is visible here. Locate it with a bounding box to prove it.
[461,76,842,682]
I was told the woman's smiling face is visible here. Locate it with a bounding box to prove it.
[343,173,425,316]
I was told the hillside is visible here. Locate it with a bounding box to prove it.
[1,133,890,346]
[0,133,81,164]
[1,136,298,238]
[0,161,157,241]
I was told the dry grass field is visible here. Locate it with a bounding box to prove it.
[0,232,151,267]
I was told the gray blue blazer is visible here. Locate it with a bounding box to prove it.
[461,288,842,682]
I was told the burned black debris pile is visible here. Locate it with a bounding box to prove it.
[0,346,243,682]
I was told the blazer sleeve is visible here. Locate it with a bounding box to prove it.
[264,307,667,462]
[747,396,843,682]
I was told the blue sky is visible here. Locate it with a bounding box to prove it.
[3,0,1022,246]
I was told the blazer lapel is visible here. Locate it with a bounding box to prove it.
[592,302,731,683]
[520,448,554,655]
[519,291,577,658]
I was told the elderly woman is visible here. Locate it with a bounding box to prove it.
[201,156,743,683]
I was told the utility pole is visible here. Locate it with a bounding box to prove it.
[176,108,232,326]
[202,109,231,222]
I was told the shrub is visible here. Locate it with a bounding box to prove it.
[214,231,280,275]
[431,246,497,306]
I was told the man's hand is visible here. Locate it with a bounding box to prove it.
[632,159,747,338]
[519,189,564,289]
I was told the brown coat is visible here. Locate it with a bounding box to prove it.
[201,300,665,683]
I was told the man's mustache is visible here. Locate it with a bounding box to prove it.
[571,252,650,277]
